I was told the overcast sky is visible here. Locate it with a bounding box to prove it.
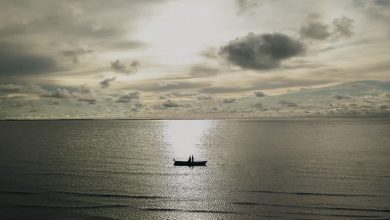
[0,0,389,119]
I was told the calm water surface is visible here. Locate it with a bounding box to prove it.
[0,120,389,219]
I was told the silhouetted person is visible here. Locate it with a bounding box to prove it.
[188,156,191,163]
[191,155,194,162]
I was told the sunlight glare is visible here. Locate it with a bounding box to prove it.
[135,0,224,65]
[164,120,213,159]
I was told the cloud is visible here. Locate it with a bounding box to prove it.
[373,0,390,7]
[200,76,332,95]
[50,100,60,105]
[235,0,259,15]
[159,93,175,99]
[199,47,219,59]
[300,15,354,40]
[202,86,250,94]
[62,48,93,64]
[2,81,390,119]
[42,89,71,99]
[157,81,211,91]
[254,91,266,97]
[219,33,305,70]
[110,60,140,74]
[332,94,351,100]
[100,77,116,89]
[332,16,354,39]
[108,40,147,51]
[0,84,25,93]
[222,98,236,103]
[116,91,140,103]
[196,93,212,100]
[0,84,46,94]
[279,100,298,107]
[130,80,212,92]
[354,0,390,31]
[189,65,220,78]
[162,99,179,108]
[79,84,92,94]
[0,41,60,76]
[78,98,96,104]
[0,84,96,103]
[300,22,330,40]
[254,102,263,108]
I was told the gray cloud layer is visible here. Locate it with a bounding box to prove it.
[0,41,60,76]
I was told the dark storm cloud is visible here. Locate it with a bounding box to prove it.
[110,60,140,74]
[0,42,60,76]
[219,33,305,70]
[100,77,116,89]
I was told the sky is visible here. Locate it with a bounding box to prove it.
[0,0,389,119]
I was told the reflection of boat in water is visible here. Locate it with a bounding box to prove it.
[173,159,207,166]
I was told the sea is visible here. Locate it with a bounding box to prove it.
[0,119,389,219]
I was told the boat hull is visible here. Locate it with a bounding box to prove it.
[174,161,207,166]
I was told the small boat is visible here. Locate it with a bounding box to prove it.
[173,159,207,166]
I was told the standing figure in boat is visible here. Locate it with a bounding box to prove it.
[174,156,207,166]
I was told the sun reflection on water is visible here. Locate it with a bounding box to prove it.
[164,120,213,160]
